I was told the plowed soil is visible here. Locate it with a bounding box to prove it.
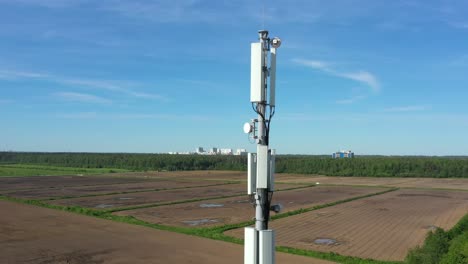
[0,200,334,264]
[0,175,144,192]
[277,174,468,190]
[114,186,387,227]
[226,189,468,261]
[5,180,229,199]
[49,183,247,209]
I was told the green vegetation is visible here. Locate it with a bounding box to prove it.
[1,152,468,178]
[0,163,130,177]
[0,186,398,264]
[277,247,401,264]
[406,214,468,264]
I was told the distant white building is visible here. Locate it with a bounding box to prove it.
[235,149,248,156]
[220,148,233,155]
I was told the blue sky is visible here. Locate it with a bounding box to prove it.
[0,0,467,155]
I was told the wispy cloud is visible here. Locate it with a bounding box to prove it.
[336,95,366,104]
[0,70,49,80]
[54,112,211,121]
[54,92,112,104]
[384,105,431,112]
[0,69,167,101]
[292,59,380,92]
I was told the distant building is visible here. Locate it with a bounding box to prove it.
[209,147,218,154]
[220,148,233,155]
[196,147,204,153]
[332,150,354,158]
[235,149,248,156]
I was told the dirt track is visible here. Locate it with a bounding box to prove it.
[0,200,333,264]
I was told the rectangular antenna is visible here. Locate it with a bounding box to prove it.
[269,149,275,191]
[269,47,276,106]
[247,153,257,195]
[256,145,269,188]
[259,230,275,264]
[251,43,264,102]
[244,227,258,264]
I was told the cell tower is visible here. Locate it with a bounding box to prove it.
[243,30,281,264]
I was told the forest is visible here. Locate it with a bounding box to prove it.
[1,152,467,178]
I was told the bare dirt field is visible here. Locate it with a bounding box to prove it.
[0,200,333,264]
[226,189,468,261]
[49,183,247,209]
[276,174,468,190]
[0,175,144,192]
[4,179,231,200]
[114,186,387,228]
[110,170,247,181]
[2,171,468,262]
[48,182,303,210]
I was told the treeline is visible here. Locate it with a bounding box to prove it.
[406,214,468,264]
[1,152,468,178]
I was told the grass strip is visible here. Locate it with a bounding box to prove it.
[277,246,402,264]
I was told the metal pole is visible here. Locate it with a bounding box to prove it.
[245,29,281,264]
[255,30,269,232]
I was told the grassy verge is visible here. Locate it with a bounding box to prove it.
[0,186,398,264]
[277,246,401,264]
[0,164,130,177]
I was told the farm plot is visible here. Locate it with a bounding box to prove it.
[276,174,468,191]
[0,200,332,264]
[108,170,247,182]
[48,183,248,209]
[226,189,468,261]
[48,182,305,210]
[0,175,145,193]
[4,179,231,200]
[114,186,388,227]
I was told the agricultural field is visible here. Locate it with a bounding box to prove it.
[114,185,388,228]
[1,169,468,263]
[226,189,468,261]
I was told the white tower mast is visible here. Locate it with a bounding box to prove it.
[244,30,281,264]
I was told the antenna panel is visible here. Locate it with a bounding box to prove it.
[269,47,276,106]
[244,227,258,264]
[268,150,275,191]
[247,153,257,194]
[259,230,275,264]
[256,145,268,188]
[251,43,265,102]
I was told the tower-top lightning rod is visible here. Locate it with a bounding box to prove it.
[243,30,281,264]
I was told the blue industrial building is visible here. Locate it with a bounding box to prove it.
[332,150,354,158]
